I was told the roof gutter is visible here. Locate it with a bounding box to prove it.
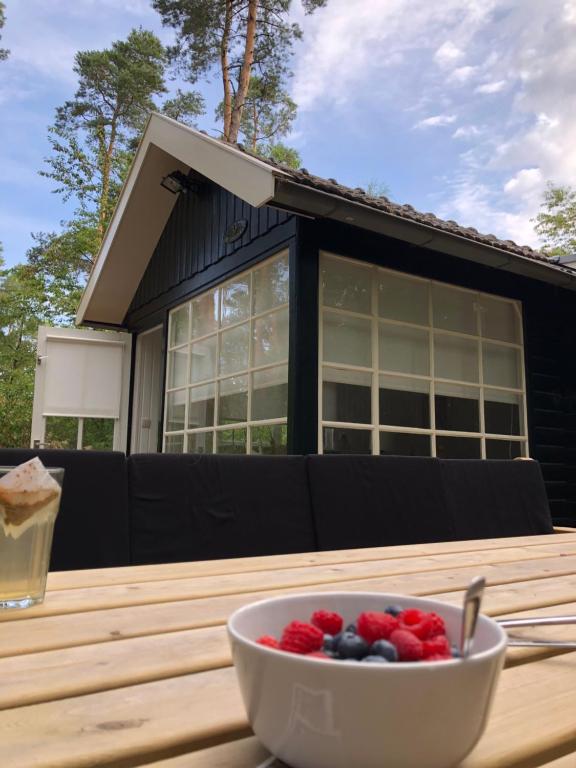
[273,178,576,292]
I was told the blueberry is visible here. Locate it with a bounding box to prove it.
[370,639,398,662]
[345,622,358,634]
[323,633,339,653]
[337,631,369,660]
[384,605,403,617]
[451,644,462,658]
[363,655,390,663]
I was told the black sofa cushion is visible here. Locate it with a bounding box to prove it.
[439,459,554,539]
[0,448,130,571]
[307,455,456,551]
[128,454,317,564]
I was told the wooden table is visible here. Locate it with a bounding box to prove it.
[1,532,576,768]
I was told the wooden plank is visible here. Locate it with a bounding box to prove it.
[46,534,576,591]
[138,738,269,767]
[5,547,576,622]
[1,566,575,661]
[1,652,575,768]
[3,598,575,711]
[536,755,576,767]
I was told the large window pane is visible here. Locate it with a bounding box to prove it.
[433,285,477,335]
[251,424,288,455]
[323,368,371,424]
[378,273,429,325]
[323,311,371,367]
[323,427,371,454]
[486,440,523,459]
[166,390,186,431]
[191,290,219,338]
[485,390,523,435]
[435,334,479,382]
[219,323,249,375]
[82,418,114,450]
[252,365,288,421]
[483,343,522,389]
[188,383,215,429]
[322,258,372,314]
[480,296,520,343]
[45,416,78,449]
[217,428,247,454]
[186,431,213,454]
[165,434,184,453]
[436,436,481,459]
[380,432,431,457]
[167,347,188,388]
[379,322,429,375]
[221,275,250,327]
[190,335,217,383]
[379,375,429,428]
[169,305,189,347]
[218,376,248,425]
[253,252,289,314]
[252,307,289,367]
[435,383,480,432]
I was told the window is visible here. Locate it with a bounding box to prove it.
[164,251,289,454]
[319,253,528,459]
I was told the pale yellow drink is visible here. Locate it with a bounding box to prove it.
[0,461,63,610]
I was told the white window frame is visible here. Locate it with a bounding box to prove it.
[164,251,289,454]
[318,252,529,458]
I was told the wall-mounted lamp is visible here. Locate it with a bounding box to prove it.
[160,170,198,195]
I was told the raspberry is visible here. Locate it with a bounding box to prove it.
[311,610,343,636]
[390,629,424,661]
[398,608,426,626]
[357,611,399,644]
[256,635,279,649]
[422,635,451,658]
[306,651,330,659]
[426,653,453,661]
[399,611,446,640]
[280,620,324,654]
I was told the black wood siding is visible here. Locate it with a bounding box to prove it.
[305,220,576,525]
[125,179,295,330]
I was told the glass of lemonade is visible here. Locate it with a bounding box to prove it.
[0,464,64,610]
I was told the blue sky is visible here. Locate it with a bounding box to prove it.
[1,0,576,268]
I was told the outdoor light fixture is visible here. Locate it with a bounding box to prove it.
[160,170,197,195]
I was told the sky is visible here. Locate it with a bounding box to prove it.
[1,0,576,268]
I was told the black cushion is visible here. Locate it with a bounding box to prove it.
[439,459,554,539]
[307,455,455,550]
[0,448,130,570]
[128,454,317,564]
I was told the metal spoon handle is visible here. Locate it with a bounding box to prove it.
[461,576,486,658]
[506,638,576,648]
[498,615,576,629]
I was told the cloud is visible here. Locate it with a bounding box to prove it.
[415,114,457,129]
[434,41,463,65]
[475,80,507,94]
[453,125,481,139]
[503,168,543,195]
[450,66,478,83]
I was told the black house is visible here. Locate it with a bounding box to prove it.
[77,114,576,525]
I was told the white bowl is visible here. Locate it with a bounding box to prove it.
[228,591,507,768]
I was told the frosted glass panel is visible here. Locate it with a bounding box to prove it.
[483,343,522,388]
[378,273,429,325]
[252,307,289,367]
[379,322,429,375]
[190,335,217,383]
[221,275,250,327]
[480,296,520,343]
[219,323,249,375]
[433,285,477,335]
[323,311,371,367]
[191,290,219,338]
[169,305,189,347]
[167,347,188,389]
[253,252,289,314]
[434,334,479,382]
[322,258,372,314]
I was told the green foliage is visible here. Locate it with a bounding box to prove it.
[534,184,576,258]
[0,1,8,61]
[162,89,205,126]
[236,74,297,149]
[261,141,301,169]
[366,179,390,199]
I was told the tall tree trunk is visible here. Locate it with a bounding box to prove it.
[98,122,117,242]
[252,100,258,151]
[228,0,258,144]
[221,0,233,141]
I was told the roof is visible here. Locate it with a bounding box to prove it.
[77,113,576,327]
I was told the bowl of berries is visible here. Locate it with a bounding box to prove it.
[227,591,507,768]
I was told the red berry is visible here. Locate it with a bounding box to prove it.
[280,620,324,654]
[357,611,399,644]
[398,608,426,626]
[422,635,451,658]
[390,629,424,661]
[425,653,453,661]
[311,610,343,636]
[306,651,330,659]
[400,611,446,640]
[256,635,280,649]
